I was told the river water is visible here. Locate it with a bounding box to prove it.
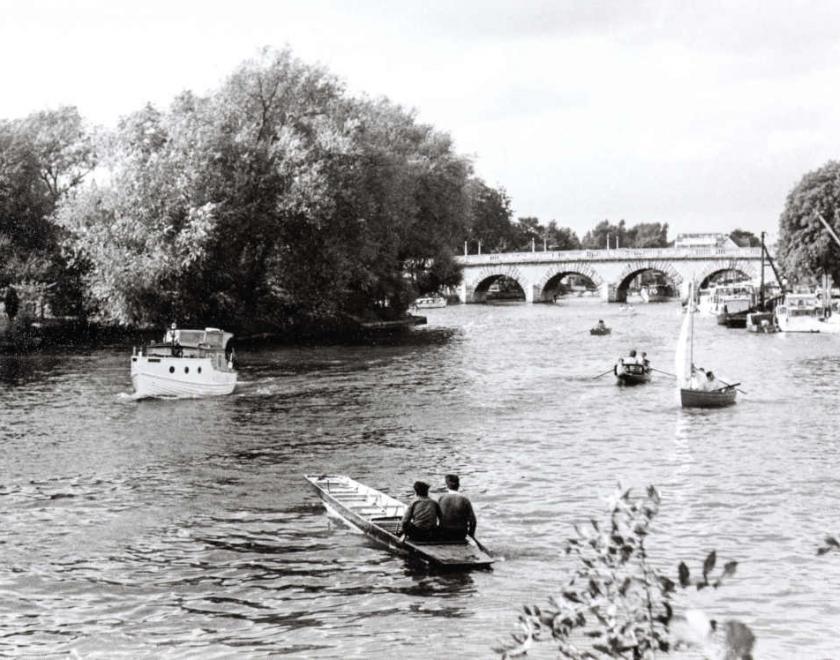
[1,300,839,659]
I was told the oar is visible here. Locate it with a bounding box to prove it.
[650,368,677,378]
[716,381,746,394]
[469,532,493,556]
[592,368,615,379]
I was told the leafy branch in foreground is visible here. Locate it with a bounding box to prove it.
[494,485,754,659]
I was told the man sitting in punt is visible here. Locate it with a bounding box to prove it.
[438,474,477,542]
[398,481,441,542]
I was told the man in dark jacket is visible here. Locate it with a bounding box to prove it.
[438,474,476,541]
[398,481,441,542]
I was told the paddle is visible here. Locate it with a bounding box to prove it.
[592,368,615,379]
[715,381,746,394]
[469,532,493,556]
[650,367,677,378]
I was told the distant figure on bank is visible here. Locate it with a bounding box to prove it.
[4,285,19,325]
[438,474,477,541]
[398,481,441,542]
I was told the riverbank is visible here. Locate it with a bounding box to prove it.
[0,312,428,354]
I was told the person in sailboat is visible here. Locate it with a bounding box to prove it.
[703,370,724,391]
[690,365,706,389]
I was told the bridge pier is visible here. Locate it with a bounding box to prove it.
[599,282,626,303]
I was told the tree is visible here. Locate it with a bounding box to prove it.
[777,160,840,285]
[56,48,473,330]
[544,221,581,250]
[730,228,761,248]
[581,220,627,249]
[511,216,542,250]
[463,180,515,252]
[630,222,669,248]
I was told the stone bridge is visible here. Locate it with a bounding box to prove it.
[455,247,774,303]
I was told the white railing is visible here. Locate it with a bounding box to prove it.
[456,247,764,265]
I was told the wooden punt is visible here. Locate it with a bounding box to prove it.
[680,387,737,408]
[590,327,611,335]
[615,362,651,385]
[304,474,493,569]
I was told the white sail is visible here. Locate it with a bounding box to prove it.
[675,282,694,389]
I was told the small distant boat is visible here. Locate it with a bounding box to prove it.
[412,295,447,309]
[304,474,493,570]
[590,322,611,335]
[746,311,776,334]
[676,283,738,409]
[614,360,651,385]
[131,326,237,398]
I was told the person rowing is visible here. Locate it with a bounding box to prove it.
[437,474,477,542]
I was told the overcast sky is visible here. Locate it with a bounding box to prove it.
[3,0,839,239]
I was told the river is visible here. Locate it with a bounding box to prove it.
[1,300,839,658]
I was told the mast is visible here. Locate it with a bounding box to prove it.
[760,231,766,308]
[689,281,694,370]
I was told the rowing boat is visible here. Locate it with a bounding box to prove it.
[304,474,493,569]
[615,361,651,385]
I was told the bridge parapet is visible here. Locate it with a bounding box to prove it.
[456,246,763,266]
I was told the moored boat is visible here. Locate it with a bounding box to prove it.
[304,474,493,569]
[640,285,669,303]
[774,293,837,333]
[412,295,447,309]
[131,326,237,398]
[614,360,651,385]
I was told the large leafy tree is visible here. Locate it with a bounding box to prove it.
[56,48,473,329]
[777,160,840,285]
[0,106,93,309]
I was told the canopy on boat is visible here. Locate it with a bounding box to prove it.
[163,327,233,350]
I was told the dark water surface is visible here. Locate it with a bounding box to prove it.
[2,301,840,658]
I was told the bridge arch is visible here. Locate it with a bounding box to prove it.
[614,261,684,303]
[697,260,758,290]
[534,262,604,303]
[465,265,529,303]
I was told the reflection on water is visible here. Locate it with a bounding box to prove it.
[2,301,840,658]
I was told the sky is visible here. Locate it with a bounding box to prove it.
[2,0,840,240]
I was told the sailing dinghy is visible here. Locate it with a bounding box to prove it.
[676,283,738,409]
[304,474,493,569]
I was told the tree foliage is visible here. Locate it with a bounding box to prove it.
[55,48,473,330]
[0,106,94,307]
[581,220,669,249]
[777,160,840,285]
[729,228,761,248]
